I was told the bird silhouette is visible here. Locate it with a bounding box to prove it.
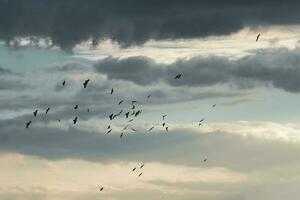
[256,33,260,42]
[118,100,124,105]
[138,172,143,177]
[200,118,205,122]
[106,129,112,134]
[212,104,216,108]
[131,128,136,132]
[162,115,167,120]
[121,125,129,131]
[175,74,181,79]
[198,122,202,126]
[132,167,136,172]
[46,107,50,114]
[74,105,78,109]
[83,79,90,88]
[87,108,90,112]
[107,125,111,129]
[131,110,136,116]
[128,119,134,122]
[162,122,166,127]
[26,121,32,128]
[110,88,114,94]
[62,80,66,86]
[203,158,207,162]
[131,105,135,109]
[73,117,78,124]
[140,164,144,169]
[147,94,151,98]
[125,112,130,118]
[135,110,142,117]
[109,113,114,120]
[99,187,104,192]
[131,101,137,105]
[120,132,124,138]
[165,127,169,131]
[148,126,154,132]
[57,119,61,122]
[33,110,38,117]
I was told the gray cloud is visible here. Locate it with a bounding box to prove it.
[1,0,300,50]
[95,48,300,92]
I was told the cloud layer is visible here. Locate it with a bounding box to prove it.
[1,0,300,50]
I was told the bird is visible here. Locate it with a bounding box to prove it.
[57,118,61,122]
[125,112,130,118]
[256,33,260,42]
[110,88,114,94]
[140,164,144,169]
[148,126,154,132]
[135,110,142,117]
[109,113,114,120]
[162,122,166,127]
[83,79,90,88]
[33,110,38,117]
[118,100,124,105]
[138,172,143,177]
[128,119,134,123]
[121,125,129,131]
[131,128,136,132]
[132,167,136,172]
[107,125,111,129]
[131,110,136,116]
[99,187,104,192]
[200,118,205,122]
[165,127,169,131]
[212,104,216,108]
[73,117,78,124]
[198,122,202,126]
[162,115,167,120]
[87,108,90,112]
[175,74,181,79]
[120,132,124,138]
[74,105,78,110]
[45,107,50,114]
[203,158,207,162]
[62,80,66,86]
[106,129,112,134]
[26,121,32,128]
[147,94,151,98]
[131,101,137,105]
[118,110,123,115]
[131,105,135,109]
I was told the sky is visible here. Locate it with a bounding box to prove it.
[1,1,300,200]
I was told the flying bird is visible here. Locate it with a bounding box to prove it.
[106,129,112,134]
[33,110,38,117]
[162,122,166,127]
[121,125,129,131]
[198,122,202,126]
[162,115,167,120]
[26,121,32,128]
[138,172,143,177]
[57,118,61,122]
[125,112,130,118]
[147,94,151,98]
[118,100,124,105]
[45,107,50,114]
[256,33,260,42]
[74,105,78,110]
[128,119,134,123]
[203,158,207,162]
[200,118,205,122]
[87,108,90,112]
[73,117,78,124]
[110,88,114,94]
[83,79,90,88]
[99,187,104,192]
[109,113,114,120]
[62,80,66,86]
[165,127,169,131]
[131,105,136,109]
[175,74,181,79]
[107,125,111,129]
[131,101,137,105]
[120,132,124,138]
[131,128,137,132]
[132,167,136,172]
[212,104,216,108]
[135,110,142,117]
[140,164,144,169]
[148,126,154,132]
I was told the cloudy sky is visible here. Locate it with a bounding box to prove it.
[1,0,300,199]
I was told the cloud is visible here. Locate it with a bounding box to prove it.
[95,48,300,92]
[1,0,300,50]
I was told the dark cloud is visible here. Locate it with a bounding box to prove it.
[95,48,300,92]
[1,0,300,50]
[1,117,300,172]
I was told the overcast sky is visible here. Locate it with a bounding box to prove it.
[1,1,300,200]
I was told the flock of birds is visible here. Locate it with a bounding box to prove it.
[24,34,262,193]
